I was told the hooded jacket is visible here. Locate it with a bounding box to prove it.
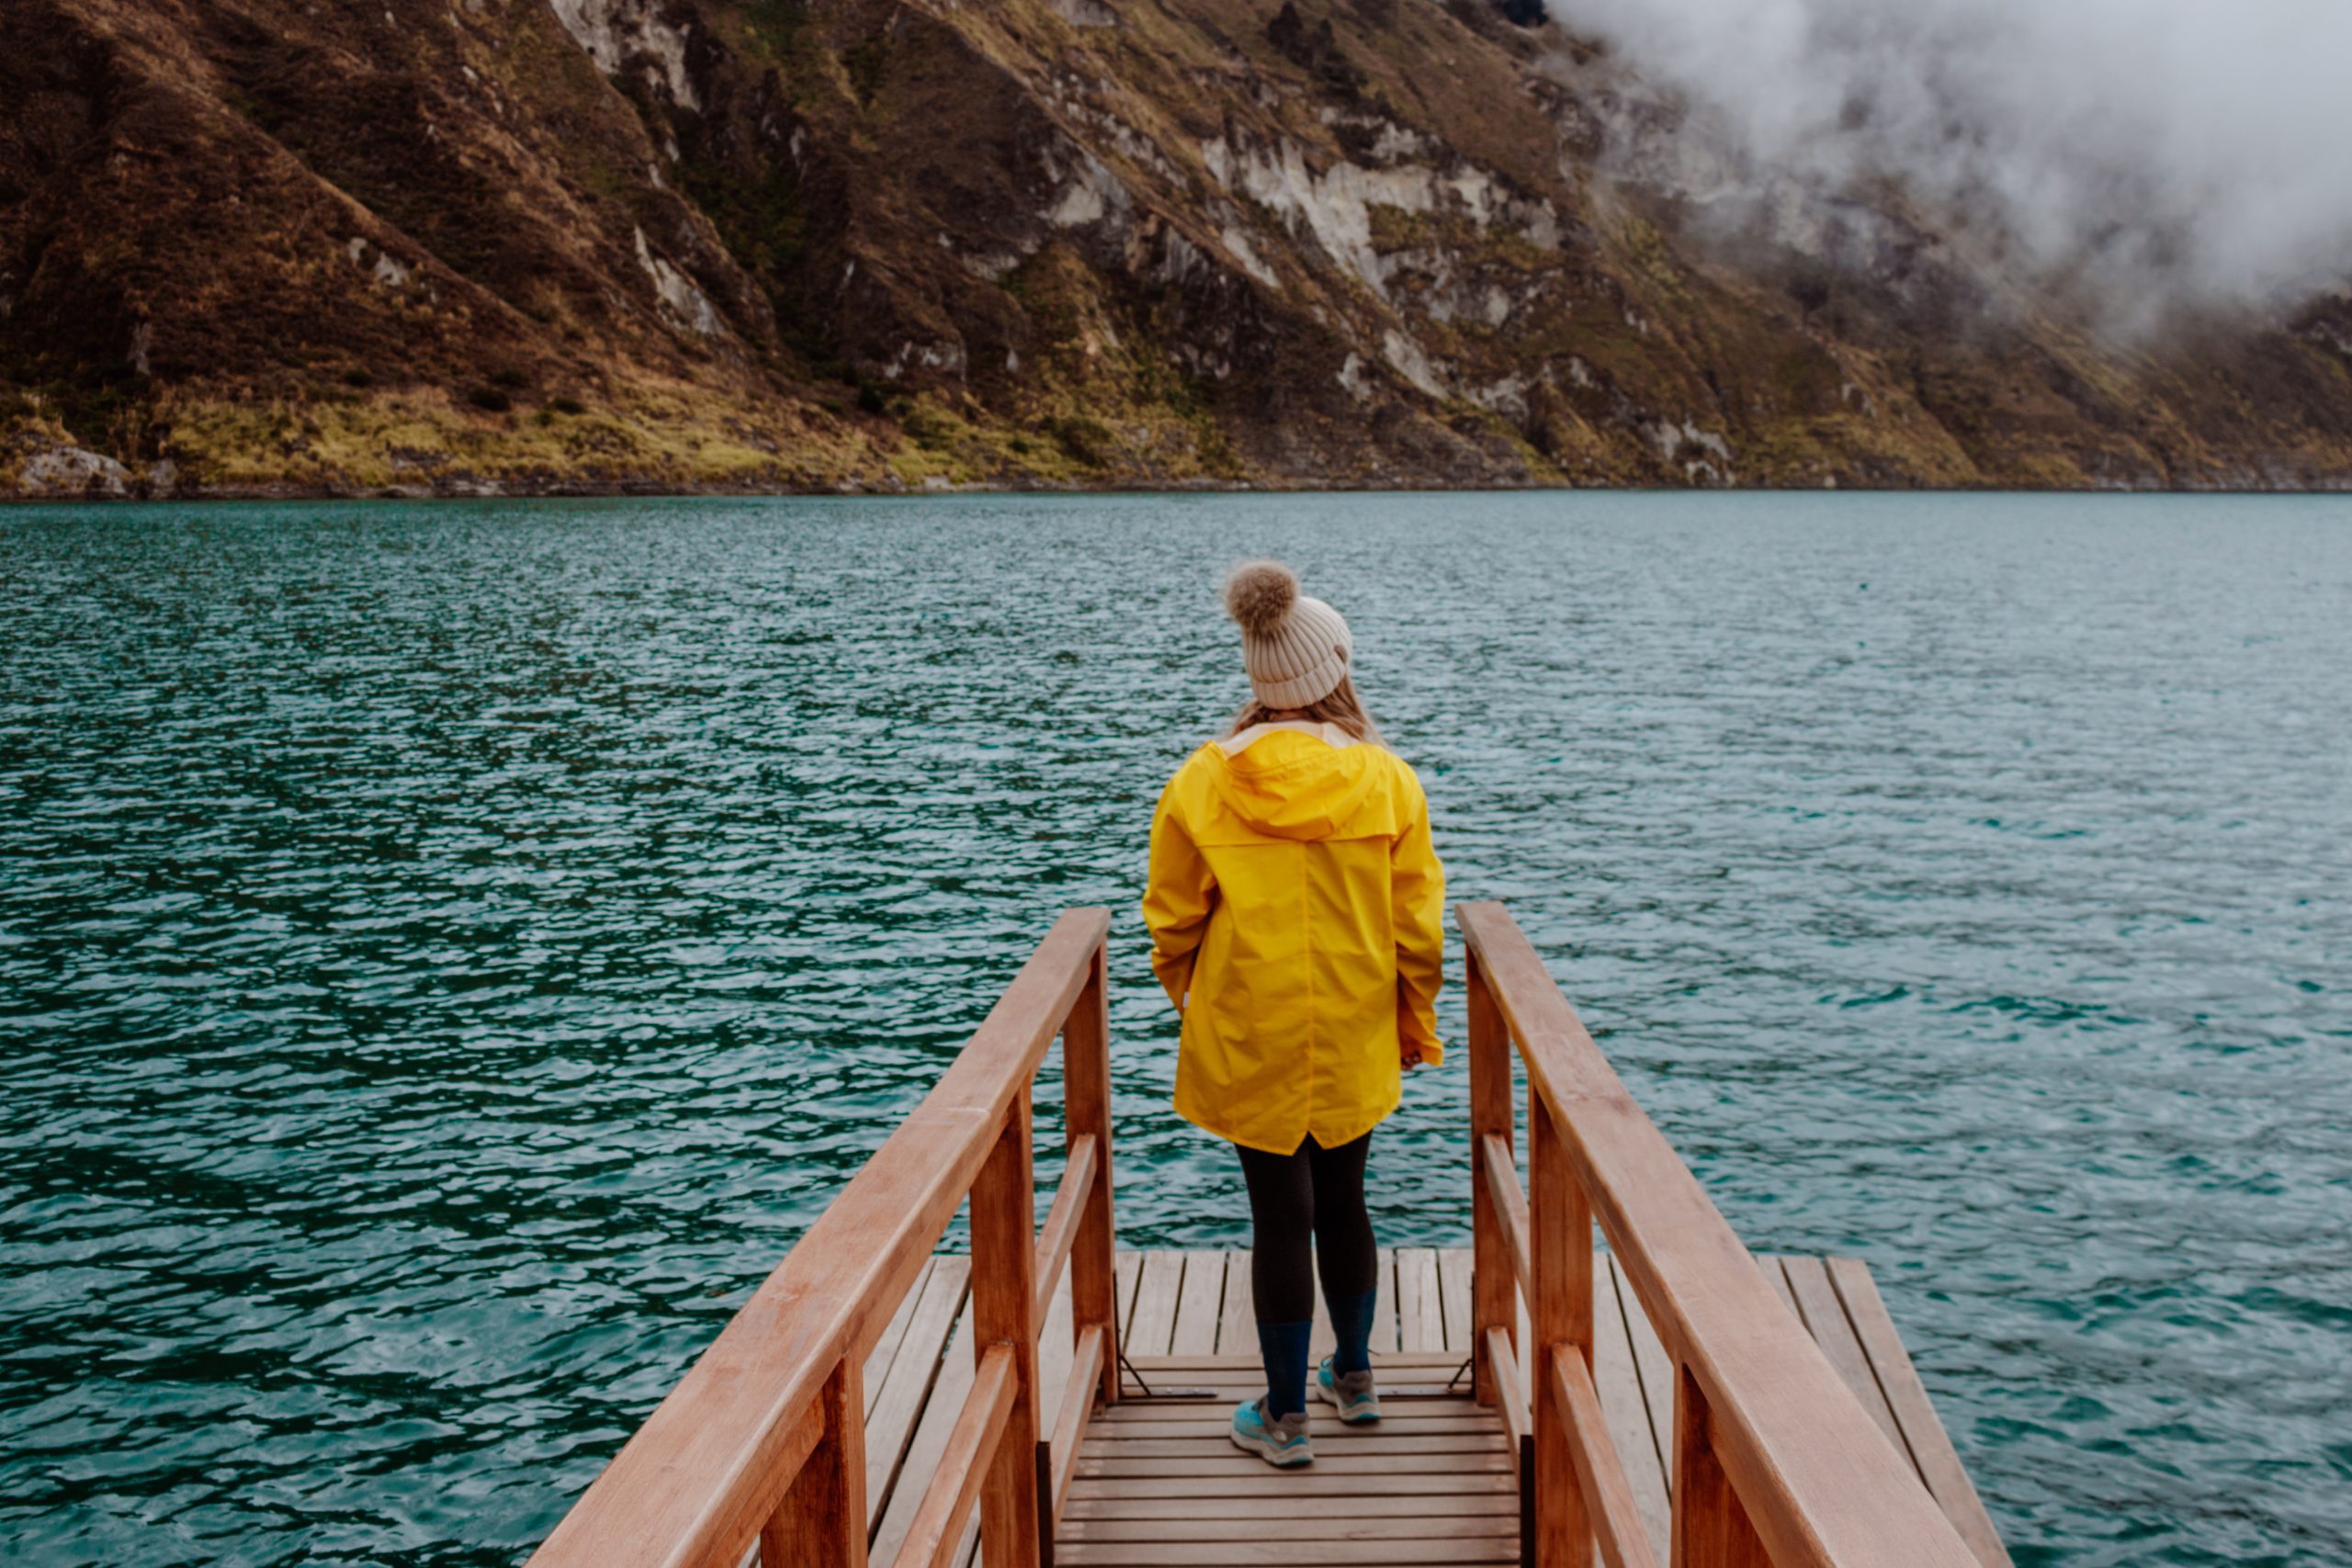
[1142,720,1445,1154]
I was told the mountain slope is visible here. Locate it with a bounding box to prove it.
[6,0,2351,496]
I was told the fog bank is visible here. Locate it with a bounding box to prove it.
[1557,0,2352,312]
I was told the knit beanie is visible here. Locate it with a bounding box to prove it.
[1224,559,1352,709]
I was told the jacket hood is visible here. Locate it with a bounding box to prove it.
[1195,728,1404,843]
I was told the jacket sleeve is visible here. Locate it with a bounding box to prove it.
[1142,766,1216,1014]
[1392,775,1446,1064]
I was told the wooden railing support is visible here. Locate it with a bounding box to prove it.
[1549,1348,1663,1568]
[895,1347,1016,1568]
[1457,900,1982,1568]
[971,1093,1044,1568]
[528,910,1114,1568]
[1671,1368,1770,1568]
[1531,1092,1594,1568]
[758,1357,867,1568]
[1063,942,1120,1410]
[1467,947,1515,1408]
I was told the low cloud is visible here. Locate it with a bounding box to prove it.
[1555,0,2352,315]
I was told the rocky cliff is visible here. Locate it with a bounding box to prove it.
[6,0,2352,496]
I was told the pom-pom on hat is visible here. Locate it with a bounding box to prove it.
[1223,559,1353,709]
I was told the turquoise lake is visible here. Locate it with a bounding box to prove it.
[2,492,2347,1564]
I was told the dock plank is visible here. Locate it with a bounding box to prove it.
[1114,1249,1143,1346]
[1781,1255,1913,1463]
[863,1256,970,1532]
[1592,1250,1670,1562]
[1058,1542,1520,1565]
[1435,1247,1474,1355]
[1217,1251,1254,1355]
[862,1256,934,1420]
[1061,1517,1520,1542]
[1063,1495,1517,1521]
[1828,1258,2014,1568]
[869,1286,979,1568]
[1759,1253,1805,1323]
[1396,1248,1442,1352]
[1609,1252,1678,1504]
[1170,1253,1226,1355]
[1127,1251,1184,1356]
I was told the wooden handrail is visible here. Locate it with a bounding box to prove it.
[1548,1348,1661,1568]
[895,1344,1016,1568]
[1480,1132,1534,1303]
[1460,900,1979,1568]
[1484,1325,1532,1472]
[1032,1134,1098,1324]
[1047,1325,1106,1521]
[529,908,1118,1568]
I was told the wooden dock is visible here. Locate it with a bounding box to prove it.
[856,1248,2007,1568]
[530,906,2015,1568]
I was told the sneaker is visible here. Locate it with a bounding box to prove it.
[1229,1397,1313,1467]
[1314,1355,1381,1424]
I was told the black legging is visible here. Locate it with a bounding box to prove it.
[1236,1132,1377,1323]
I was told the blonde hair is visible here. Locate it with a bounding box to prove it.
[1225,671,1384,746]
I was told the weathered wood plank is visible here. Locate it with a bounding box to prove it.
[1758,1255,1804,1324]
[1592,1250,1670,1562]
[1396,1247,1442,1352]
[1121,1354,1467,1371]
[865,1257,971,1531]
[1057,1542,1521,1565]
[1611,1252,1677,1502]
[890,1344,1012,1568]
[1114,1250,1142,1341]
[1126,1251,1184,1357]
[1062,1494,1515,1521]
[1827,1258,2014,1568]
[1076,1451,1514,1479]
[863,1258,936,1420]
[1435,1247,1475,1356]
[1065,1472,1519,1499]
[1091,1415,1498,1438]
[1062,1517,1520,1543]
[870,1293,979,1568]
[1780,1255,1912,1463]
[1218,1251,1255,1355]
[1088,1433,1509,1458]
[1170,1252,1225,1355]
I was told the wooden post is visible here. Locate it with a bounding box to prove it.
[1530,1092,1593,1568]
[971,1089,1043,1568]
[759,1355,867,1568]
[1671,1366,1770,1568]
[1467,949,1515,1407]
[1063,940,1119,1408]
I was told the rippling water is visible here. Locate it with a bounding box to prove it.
[2,493,2347,1565]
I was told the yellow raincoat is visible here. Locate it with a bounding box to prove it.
[1142,720,1445,1155]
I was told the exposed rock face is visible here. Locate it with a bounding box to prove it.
[3,0,2349,496]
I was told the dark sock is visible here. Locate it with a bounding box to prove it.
[1327,1288,1376,1377]
[1256,1319,1312,1417]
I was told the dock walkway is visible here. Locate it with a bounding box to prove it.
[859,1248,2006,1567]
[529,906,2015,1568]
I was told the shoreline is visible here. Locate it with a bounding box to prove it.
[12,475,2352,505]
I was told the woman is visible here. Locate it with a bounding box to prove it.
[1142,559,1445,1468]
